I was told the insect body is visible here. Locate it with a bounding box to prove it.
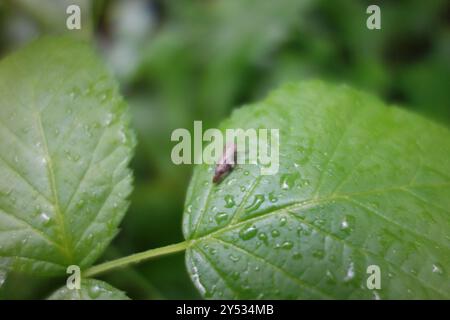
[213,143,237,184]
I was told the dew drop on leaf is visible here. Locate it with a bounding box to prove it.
[281,172,301,190]
[118,128,127,144]
[0,269,7,288]
[258,232,268,245]
[268,192,278,203]
[325,270,337,285]
[293,252,302,260]
[89,285,101,299]
[224,195,235,208]
[244,194,264,213]
[432,263,444,275]
[344,262,355,282]
[312,249,325,259]
[215,212,228,225]
[239,225,257,240]
[103,113,113,127]
[280,241,293,250]
[39,212,51,225]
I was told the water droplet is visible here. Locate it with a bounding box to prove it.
[314,219,325,227]
[293,252,302,260]
[279,217,287,226]
[118,128,127,144]
[239,225,257,240]
[64,149,74,161]
[231,271,240,280]
[240,186,246,192]
[245,194,265,213]
[340,215,355,236]
[215,212,228,225]
[224,195,235,208]
[76,200,85,208]
[344,262,355,282]
[280,173,299,190]
[280,241,293,250]
[104,113,113,127]
[228,254,240,262]
[432,263,444,275]
[268,192,278,203]
[244,171,249,176]
[39,212,50,225]
[271,229,280,238]
[325,270,337,284]
[0,269,7,288]
[312,249,325,259]
[258,232,268,245]
[89,285,101,299]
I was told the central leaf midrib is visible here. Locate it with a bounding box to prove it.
[34,103,73,263]
[192,183,449,247]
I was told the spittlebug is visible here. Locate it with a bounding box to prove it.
[213,143,237,184]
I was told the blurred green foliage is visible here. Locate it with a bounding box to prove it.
[0,0,448,299]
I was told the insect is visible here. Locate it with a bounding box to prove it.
[213,143,237,184]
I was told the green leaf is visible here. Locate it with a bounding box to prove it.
[48,279,129,300]
[0,37,135,276]
[183,81,450,299]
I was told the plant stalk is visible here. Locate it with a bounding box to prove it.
[83,241,190,278]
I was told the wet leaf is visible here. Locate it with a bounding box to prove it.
[0,37,135,276]
[184,81,450,299]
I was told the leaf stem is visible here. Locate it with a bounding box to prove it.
[83,241,190,278]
